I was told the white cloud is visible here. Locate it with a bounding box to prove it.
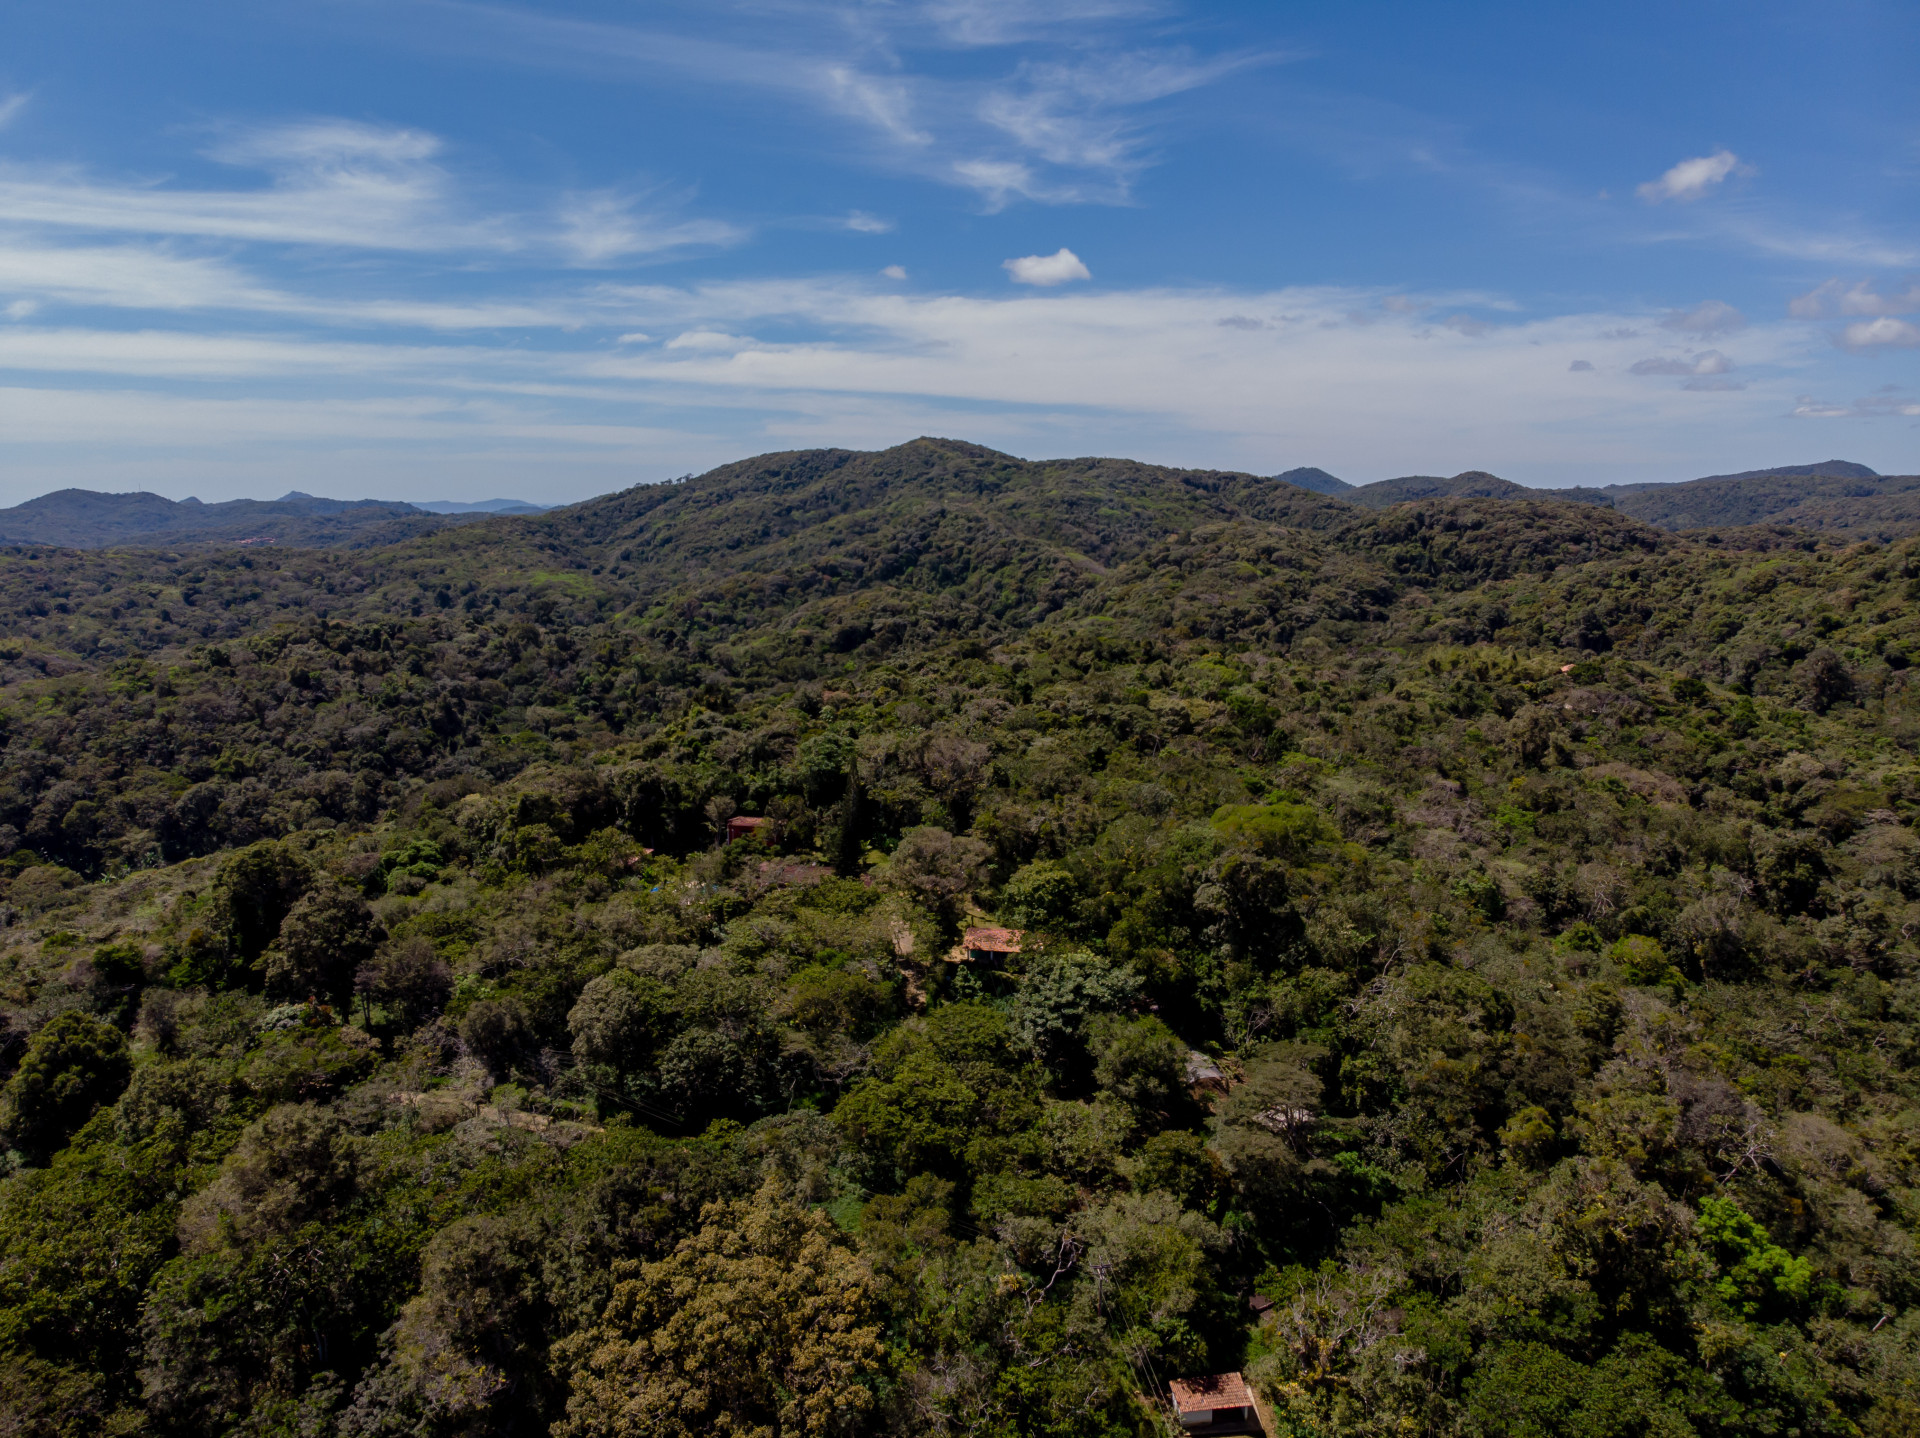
[1637,149,1743,203]
[209,118,443,170]
[0,238,283,311]
[0,326,510,380]
[0,236,604,329]
[1004,248,1091,285]
[918,0,1169,47]
[0,271,1869,498]
[1629,350,1734,377]
[1840,317,1920,350]
[0,120,734,263]
[952,158,1046,206]
[664,329,754,351]
[1661,300,1746,336]
[823,67,932,147]
[846,211,894,234]
[4,300,36,320]
[0,121,474,252]
[0,94,28,130]
[557,191,743,265]
[1790,278,1920,319]
[1714,216,1919,269]
[1793,389,1920,418]
[881,265,908,280]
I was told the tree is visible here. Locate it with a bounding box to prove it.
[1087,1013,1186,1119]
[0,1013,131,1162]
[569,968,676,1069]
[459,1001,531,1079]
[878,827,990,927]
[1696,1195,1815,1319]
[265,884,381,1002]
[1210,801,1337,859]
[553,1181,886,1438]
[1006,949,1141,1077]
[341,1211,557,1437]
[354,936,453,1030]
[998,860,1080,930]
[212,840,314,963]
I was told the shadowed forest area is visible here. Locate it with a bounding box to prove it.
[1,438,1918,1437]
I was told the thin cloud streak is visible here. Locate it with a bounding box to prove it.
[366,0,1271,205]
[0,278,1837,498]
[0,118,738,261]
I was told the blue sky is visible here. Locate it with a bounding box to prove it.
[0,0,1915,503]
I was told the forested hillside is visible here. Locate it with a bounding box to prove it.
[1,438,1918,1438]
[1332,461,1920,540]
[0,491,490,550]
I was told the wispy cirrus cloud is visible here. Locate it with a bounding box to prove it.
[0,120,478,251]
[0,118,736,263]
[354,0,1270,207]
[0,234,646,329]
[914,0,1172,48]
[1793,387,1920,419]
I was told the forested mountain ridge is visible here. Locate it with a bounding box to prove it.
[1606,468,1920,536]
[0,437,1918,1437]
[1320,460,1920,539]
[0,490,500,550]
[1343,470,1616,510]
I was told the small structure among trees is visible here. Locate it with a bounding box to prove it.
[1168,1372,1263,1434]
[955,925,1023,966]
[724,815,769,843]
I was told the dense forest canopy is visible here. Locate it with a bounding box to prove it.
[1,437,1917,1437]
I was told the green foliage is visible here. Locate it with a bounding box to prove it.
[265,884,381,1002]
[0,1012,131,1162]
[0,439,1916,1435]
[998,859,1080,929]
[1006,948,1142,1074]
[1696,1195,1816,1319]
[1610,933,1680,986]
[552,1181,886,1438]
[1211,800,1339,859]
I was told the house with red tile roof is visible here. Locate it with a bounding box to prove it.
[1168,1373,1263,1435]
[955,925,1023,965]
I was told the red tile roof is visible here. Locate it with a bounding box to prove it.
[1169,1373,1254,1414]
[963,926,1024,953]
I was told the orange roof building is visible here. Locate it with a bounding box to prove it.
[956,925,1024,964]
[725,816,770,843]
[1168,1373,1262,1434]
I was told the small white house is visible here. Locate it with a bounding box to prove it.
[1168,1372,1262,1434]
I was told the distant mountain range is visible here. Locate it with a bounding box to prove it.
[0,490,550,549]
[3,460,1917,551]
[410,498,550,515]
[1271,466,1353,496]
[1271,460,1920,537]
